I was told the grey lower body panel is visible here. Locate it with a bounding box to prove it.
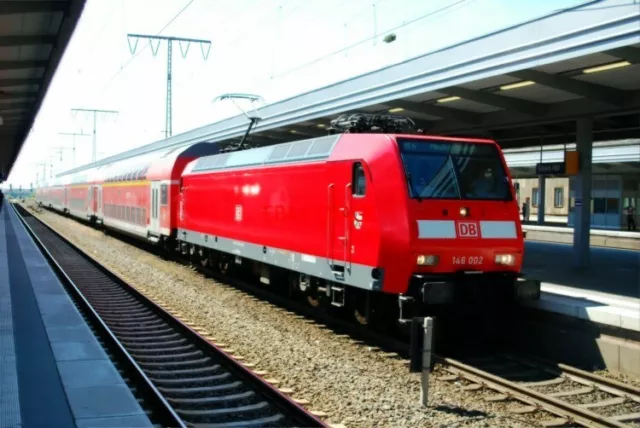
[177,228,383,291]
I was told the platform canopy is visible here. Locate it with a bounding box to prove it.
[0,0,86,182]
[505,139,640,177]
[60,0,640,177]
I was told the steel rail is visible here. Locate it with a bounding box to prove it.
[12,203,185,428]
[13,203,327,428]
[440,356,632,428]
[24,202,640,427]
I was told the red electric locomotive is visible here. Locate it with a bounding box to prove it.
[35,113,539,324]
[177,114,540,324]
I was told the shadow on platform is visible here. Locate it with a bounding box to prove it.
[522,241,640,299]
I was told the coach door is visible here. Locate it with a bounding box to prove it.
[150,181,161,233]
[92,187,98,213]
[97,187,103,217]
[87,187,93,216]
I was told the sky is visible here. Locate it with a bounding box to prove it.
[4,0,589,189]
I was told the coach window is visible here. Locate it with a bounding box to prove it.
[160,184,168,205]
[352,162,366,196]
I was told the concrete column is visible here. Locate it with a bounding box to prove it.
[537,176,546,224]
[572,117,593,269]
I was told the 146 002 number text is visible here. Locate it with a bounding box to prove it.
[452,256,483,265]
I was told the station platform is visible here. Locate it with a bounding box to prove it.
[0,200,153,428]
[522,222,639,251]
[521,241,640,333]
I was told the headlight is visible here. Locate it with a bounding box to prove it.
[417,254,439,266]
[495,254,515,265]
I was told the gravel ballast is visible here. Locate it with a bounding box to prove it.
[23,204,637,427]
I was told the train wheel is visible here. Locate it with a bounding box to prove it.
[354,308,369,325]
[307,292,321,308]
[306,281,323,308]
[352,290,371,326]
[290,273,321,307]
[218,254,232,275]
[197,248,208,268]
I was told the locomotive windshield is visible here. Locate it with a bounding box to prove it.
[398,138,512,201]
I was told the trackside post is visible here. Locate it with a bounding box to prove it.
[421,317,434,406]
[409,316,435,406]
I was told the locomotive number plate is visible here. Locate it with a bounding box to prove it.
[452,256,483,265]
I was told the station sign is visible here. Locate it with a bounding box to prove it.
[536,162,565,176]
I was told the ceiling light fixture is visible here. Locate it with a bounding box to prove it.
[388,107,404,113]
[500,80,536,91]
[437,96,461,103]
[583,61,631,74]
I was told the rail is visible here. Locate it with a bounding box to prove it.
[24,202,640,427]
[13,203,327,428]
[438,353,640,427]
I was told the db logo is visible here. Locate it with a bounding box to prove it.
[457,221,480,238]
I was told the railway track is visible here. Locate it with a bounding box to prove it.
[439,354,640,427]
[14,204,326,428]
[23,203,640,427]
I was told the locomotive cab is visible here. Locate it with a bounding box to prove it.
[395,137,540,312]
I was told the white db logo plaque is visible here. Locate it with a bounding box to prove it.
[457,221,479,238]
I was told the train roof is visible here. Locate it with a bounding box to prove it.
[183,134,341,176]
[182,132,500,176]
[44,142,220,187]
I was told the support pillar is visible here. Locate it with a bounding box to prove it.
[572,117,593,269]
[537,176,546,225]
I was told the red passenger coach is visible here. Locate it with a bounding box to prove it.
[66,168,101,222]
[37,142,219,246]
[177,114,540,324]
[86,142,219,243]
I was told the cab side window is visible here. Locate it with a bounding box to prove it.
[352,162,366,196]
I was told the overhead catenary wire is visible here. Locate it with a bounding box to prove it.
[270,0,475,80]
[83,0,197,105]
[175,0,477,100]
[170,0,343,89]
[130,0,479,139]
[87,0,481,141]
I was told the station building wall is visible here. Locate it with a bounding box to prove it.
[512,174,639,231]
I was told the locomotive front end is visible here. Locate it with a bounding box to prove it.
[396,137,540,313]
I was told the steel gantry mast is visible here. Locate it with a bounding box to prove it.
[126,34,212,139]
[58,131,91,168]
[70,108,119,162]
